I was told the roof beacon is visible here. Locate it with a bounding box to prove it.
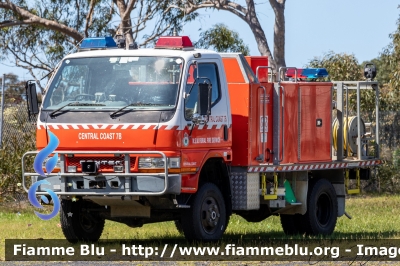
[155,36,194,50]
[285,69,307,79]
[79,37,117,51]
[301,68,329,79]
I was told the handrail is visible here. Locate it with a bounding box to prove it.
[256,86,267,162]
[278,67,298,82]
[331,80,380,160]
[256,66,274,82]
[280,85,285,162]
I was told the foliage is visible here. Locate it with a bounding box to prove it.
[306,51,363,81]
[0,105,36,194]
[0,0,113,88]
[0,0,199,88]
[382,7,400,91]
[362,9,400,112]
[138,1,199,47]
[360,55,400,111]
[393,148,400,169]
[194,24,250,55]
[169,0,285,69]
[375,158,400,193]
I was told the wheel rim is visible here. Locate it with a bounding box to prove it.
[316,192,332,227]
[79,213,97,233]
[200,196,221,234]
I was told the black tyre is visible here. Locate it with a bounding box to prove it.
[302,179,338,235]
[181,183,227,241]
[280,214,306,235]
[60,199,105,243]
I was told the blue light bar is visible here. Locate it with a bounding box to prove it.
[79,37,117,50]
[301,68,329,79]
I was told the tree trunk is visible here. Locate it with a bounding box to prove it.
[245,0,275,69]
[170,0,286,71]
[269,0,286,69]
[113,0,135,46]
[0,1,83,42]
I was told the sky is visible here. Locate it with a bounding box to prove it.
[0,0,398,81]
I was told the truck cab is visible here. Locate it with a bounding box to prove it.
[24,36,234,242]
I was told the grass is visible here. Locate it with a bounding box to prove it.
[1,194,400,261]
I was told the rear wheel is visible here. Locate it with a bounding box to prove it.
[60,199,105,243]
[181,183,227,241]
[302,179,338,235]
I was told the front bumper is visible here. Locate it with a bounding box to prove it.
[22,150,181,196]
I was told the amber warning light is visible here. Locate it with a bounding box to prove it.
[155,36,194,50]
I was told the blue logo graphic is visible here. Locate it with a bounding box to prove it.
[33,131,59,176]
[29,130,60,220]
[28,180,60,220]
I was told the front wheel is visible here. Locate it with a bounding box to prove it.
[302,179,338,235]
[181,183,227,241]
[60,199,105,243]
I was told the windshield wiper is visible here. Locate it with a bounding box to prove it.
[110,102,163,118]
[49,102,106,117]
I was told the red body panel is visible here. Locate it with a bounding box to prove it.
[225,82,250,166]
[37,125,180,150]
[249,83,274,165]
[281,83,299,164]
[245,56,269,82]
[223,56,274,166]
[299,84,332,162]
[278,82,332,164]
[222,58,246,83]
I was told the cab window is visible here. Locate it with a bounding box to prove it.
[185,63,220,120]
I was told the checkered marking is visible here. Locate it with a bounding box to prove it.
[37,123,229,131]
[248,160,381,172]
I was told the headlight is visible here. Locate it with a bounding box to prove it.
[138,157,180,169]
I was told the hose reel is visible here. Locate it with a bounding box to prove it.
[332,116,365,156]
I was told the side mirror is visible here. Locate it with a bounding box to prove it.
[197,82,211,116]
[25,81,39,116]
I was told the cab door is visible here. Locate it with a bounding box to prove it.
[181,59,231,149]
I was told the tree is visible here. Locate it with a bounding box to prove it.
[0,0,112,90]
[359,8,400,111]
[194,23,249,55]
[306,51,363,81]
[169,0,286,69]
[0,0,198,89]
[360,56,399,111]
[380,7,400,92]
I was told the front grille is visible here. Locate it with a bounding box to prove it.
[65,155,136,173]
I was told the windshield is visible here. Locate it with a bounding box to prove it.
[43,56,183,110]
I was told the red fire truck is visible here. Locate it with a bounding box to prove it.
[22,36,381,242]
